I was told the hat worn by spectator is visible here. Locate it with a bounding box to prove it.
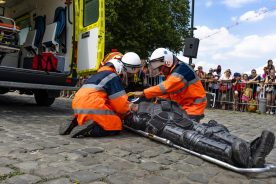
[234,72,241,77]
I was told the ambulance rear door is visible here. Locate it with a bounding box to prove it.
[73,0,105,76]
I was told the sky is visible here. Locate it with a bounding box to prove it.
[178,0,276,74]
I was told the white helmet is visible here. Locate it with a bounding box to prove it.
[107,59,124,75]
[149,48,174,69]
[121,52,142,74]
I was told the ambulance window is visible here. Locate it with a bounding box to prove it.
[83,0,99,27]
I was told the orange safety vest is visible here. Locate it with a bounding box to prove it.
[144,63,207,116]
[72,66,129,130]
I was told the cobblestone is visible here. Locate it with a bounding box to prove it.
[0,93,276,183]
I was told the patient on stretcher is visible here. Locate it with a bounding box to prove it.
[125,100,275,168]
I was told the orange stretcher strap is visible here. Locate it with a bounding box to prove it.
[0,23,20,31]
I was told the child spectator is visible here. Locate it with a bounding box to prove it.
[262,67,269,80]
[241,83,253,112]
[257,80,265,100]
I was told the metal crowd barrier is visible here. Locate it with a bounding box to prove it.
[144,75,276,113]
[200,79,276,113]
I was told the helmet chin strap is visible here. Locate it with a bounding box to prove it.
[121,71,129,87]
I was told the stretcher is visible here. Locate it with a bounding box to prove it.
[0,16,20,54]
[124,125,276,173]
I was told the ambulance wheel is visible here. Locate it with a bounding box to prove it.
[34,90,56,106]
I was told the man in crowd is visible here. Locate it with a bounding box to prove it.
[131,48,207,122]
[59,52,142,138]
[248,69,262,100]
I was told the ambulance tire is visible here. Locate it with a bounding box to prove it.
[34,90,55,106]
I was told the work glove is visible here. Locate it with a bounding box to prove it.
[131,91,144,98]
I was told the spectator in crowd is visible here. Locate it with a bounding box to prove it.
[265,69,276,115]
[256,80,265,100]
[214,65,222,79]
[248,69,261,100]
[196,66,205,79]
[241,83,253,112]
[242,73,249,83]
[262,67,269,80]
[219,69,233,110]
[205,68,215,92]
[190,63,195,70]
[267,59,275,72]
[232,73,242,111]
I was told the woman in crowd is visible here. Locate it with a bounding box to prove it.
[267,59,275,72]
[196,66,205,79]
[265,69,276,115]
[219,69,233,110]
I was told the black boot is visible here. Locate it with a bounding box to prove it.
[161,125,251,167]
[180,130,251,167]
[250,130,275,168]
[70,120,95,138]
[59,117,78,135]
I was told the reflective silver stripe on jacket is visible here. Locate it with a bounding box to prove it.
[81,73,117,91]
[99,73,117,86]
[81,84,104,91]
[171,73,199,87]
[74,109,116,115]
[193,97,207,104]
[159,83,167,94]
[171,86,187,95]
[109,90,126,99]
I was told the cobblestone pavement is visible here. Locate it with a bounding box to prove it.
[0,92,276,184]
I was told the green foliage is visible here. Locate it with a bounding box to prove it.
[105,0,190,58]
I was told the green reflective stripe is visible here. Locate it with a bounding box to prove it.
[109,90,126,99]
[159,83,167,94]
[194,97,207,104]
[99,73,117,86]
[74,109,115,115]
[82,84,104,91]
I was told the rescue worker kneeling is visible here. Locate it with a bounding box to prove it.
[131,48,207,122]
[59,52,142,138]
[125,101,275,168]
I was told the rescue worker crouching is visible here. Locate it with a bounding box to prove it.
[59,52,142,138]
[131,48,207,122]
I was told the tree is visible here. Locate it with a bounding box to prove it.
[105,0,190,58]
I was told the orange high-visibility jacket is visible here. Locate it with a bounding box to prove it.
[144,63,207,116]
[72,66,129,131]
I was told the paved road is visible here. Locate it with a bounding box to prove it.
[0,92,275,184]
